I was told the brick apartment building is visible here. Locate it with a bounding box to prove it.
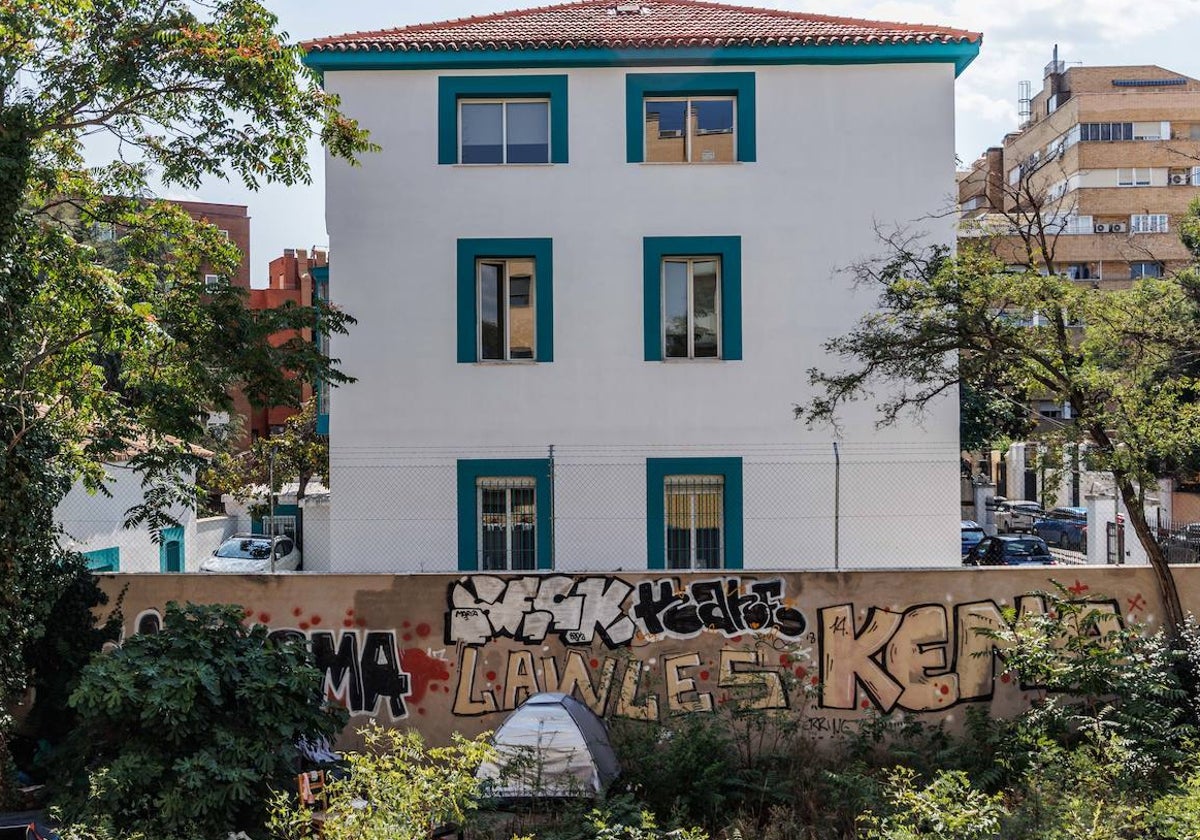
[244,247,328,440]
[174,200,252,289]
[959,56,1200,288]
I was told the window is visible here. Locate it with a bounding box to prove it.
[92,222,116,242]
[1079,122,1133,142]
[662,257,720,359]
[1130,261,1163,278]
[665,476,724,569]
[1192,166,1200,185]
[457,238,553,363]
[204,273,223,289]
[646,457,742,570]
[478,477,537,570]
[460,100,550,164]
[438,75,568,165]
[83,547,120,573]
[478,259,536,360]
[1130,214,1168,234]
[457,459,551,571]
[626,73,756,163]
[218,228,230,239]
[1117,168,1151,186]
[1061,215,1094,235]
[643,236,741,361]
[1066,263,1092,280]
[261,515,297,540]
[643,97,735,163]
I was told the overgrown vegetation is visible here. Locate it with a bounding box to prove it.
[54,602,346,840]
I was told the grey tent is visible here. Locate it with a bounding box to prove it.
[477,693,620,797]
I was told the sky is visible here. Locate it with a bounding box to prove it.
[185,0,1200,286]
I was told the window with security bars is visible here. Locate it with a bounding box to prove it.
[664,476,724,569]
[478,477,537,570]
[1130,213,1169,234]
[261,515,297,540]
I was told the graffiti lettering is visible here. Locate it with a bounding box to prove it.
[634,578,806,640]
[266,629,413,719]
[446,575,808,649]
[447,575,636,647]
[817,598,1123,713]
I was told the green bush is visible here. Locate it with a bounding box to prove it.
[54,601,346,839]
[270,723,493,840]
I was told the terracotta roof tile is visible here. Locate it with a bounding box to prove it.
[303,0,980,53]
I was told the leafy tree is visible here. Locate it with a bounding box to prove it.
[797,200,1200,634]
[0,0,372,780]
[205,397,326,503]
[56,601,347,839]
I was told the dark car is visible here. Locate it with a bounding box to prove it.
[961,520,986,556]
[963,535,1056,566]
[1032,507,1087,551]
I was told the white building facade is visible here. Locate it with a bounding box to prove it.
[305,0,981,573]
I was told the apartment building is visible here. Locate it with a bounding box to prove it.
[304,0,980,572]
[960,56,1200,288]
[245,248,329,439]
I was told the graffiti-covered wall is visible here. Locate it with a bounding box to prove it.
[98,568,1194,745]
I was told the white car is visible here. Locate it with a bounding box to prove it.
[993,499,1043,534]
[199,534,301,573]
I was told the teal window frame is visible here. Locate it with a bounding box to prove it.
[457,238,554,363]
[643,236,741,361]
[646,457,743,570]
[158,526,185,573]
[457,458,553,571]
[84,546,120,573]
[626,73,756,163]
[312,264,330,435]
[438,75,569,165]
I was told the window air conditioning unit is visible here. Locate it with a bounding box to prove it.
[1094,223,1110,233]
[1170,173,1189,185]
[1111,222,1127,233]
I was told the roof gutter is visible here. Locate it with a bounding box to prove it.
[303,40,981,78]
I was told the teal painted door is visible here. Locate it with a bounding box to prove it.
[160,526,185,572]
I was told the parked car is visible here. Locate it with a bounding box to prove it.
[961,520,986,555]
[199,534,301,573]
[963,535,1056,566]
[1032,507,1088,551]
[992,499,1044,534]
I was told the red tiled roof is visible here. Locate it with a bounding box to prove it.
[303,0,981,53]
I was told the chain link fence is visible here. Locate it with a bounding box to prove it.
[59,443,963,573]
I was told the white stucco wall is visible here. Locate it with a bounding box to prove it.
[55,463,214,573]
[323,61,962,572]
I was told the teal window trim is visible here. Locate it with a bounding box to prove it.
[158,526,185,573]
[253,504,300,534]
[646,457,743,570]
[457,458,553,571]
[306,42,980,78]
[83,546,120,573]
[438,75,569,165]
[312,264,330,436]
[643,236,741,361]
[457,238,554,363]
[626,72,755,163]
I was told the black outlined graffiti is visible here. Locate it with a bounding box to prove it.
[445,575,808,648]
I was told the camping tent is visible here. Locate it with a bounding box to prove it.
[476,693,620,797]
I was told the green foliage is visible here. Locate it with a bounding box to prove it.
[269,723,493,840]
[55,602,346,839]
[0,0,372,760]
[798,210,1200,631]
[610,716,740,828]
[204,398,327,510]
[860,767,1006,840]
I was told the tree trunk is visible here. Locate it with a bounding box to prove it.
[1116,474,1185,637]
